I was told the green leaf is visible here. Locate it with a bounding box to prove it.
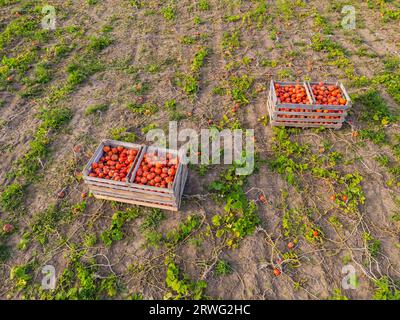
[216,229,225,238]
[212,215,221,227]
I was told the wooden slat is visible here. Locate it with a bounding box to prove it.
[270,80,277,105]
[88,184,176,204]
[339,82,352,106]
[177,163,188,209]
[85,179,174,197]
[91,189,176,207]
[173,162,184,198]
[272,115,344,124]
[270,120,342,129]
[273,109,347,117]
[275,103,347,111]
[274,111,347,120]
[92,193,178,211]
[129,144,147,184]
[82,140,105,177]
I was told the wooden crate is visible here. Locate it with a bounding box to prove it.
[83,142,188,211]
[267,80,350,129]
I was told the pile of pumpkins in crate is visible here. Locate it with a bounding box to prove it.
[83,140,187,211]
[267,80,352,129]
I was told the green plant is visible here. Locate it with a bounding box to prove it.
[175,46,209,96]
[282,250,301,269]
[241,1,268,29]
[336,173,365,214]
[109,127,136,142]
[373,277,400,300]
[17,233,30,251]
[276,0,297,22]
[359,129,387,145]
[270,127,365,215]
[311,32,355,78]
[0,244,11,262]
[10,107,72,180]
[181,35,196,45]
[222,31,240,54]
[1,49,38,84]
[228,74,254,105]
[165,99,184,121]
[373,65,400,104]
[83,233,97,247]
[380,4,400,22]
[193,16,202,25]
[269,128,309,185]
[282,207,307,238]
[87,35,112,52]
[70,201,87,216]
[363,232,381,258]
[145,62,160,74]
[30,203,72,245]
[0,16,38,50]
[130,292,143,300]
[132,81,149,95]
[129,0,144,8]
[101,208,140,247]
[277,69,294,80]
[85,103,108,116]
[313,12,332,34]
[224,15,241,22]
[210,162,260,247]
[166,215,200,246]
[354,90,394,126]
[53,256,120,299]
[175,73,198,95]
[65,58,102,87]
[1,183,24,211]
[196,164,209,176]
[144,231,164,248]
[375,154,390,167]
[328,215,343,229]
[191,47,209,72]
[330,288,349,300]
[383,55,400,72]
[198,0,209,11]
[215,259,232,276]
[260,58,278,68]
[10,264,32,289]
[161,5,175,21]
[28,62,52,84]
[164,259,207,300]
[211,86,225,95]
[141,123,157,134]
[127,102,158,115]
[140,209,165,231]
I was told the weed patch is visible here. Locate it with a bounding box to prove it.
[164,258,207,300]
[1,182,24,212]
[85,103,109,116]
[101,208,141,247]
